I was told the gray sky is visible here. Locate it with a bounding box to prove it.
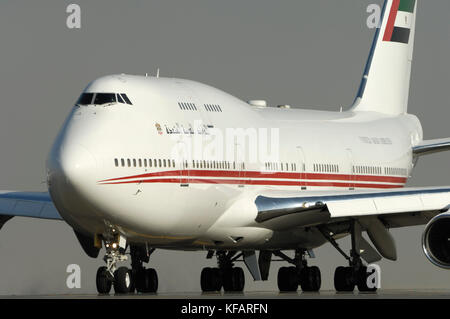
[0,0,450,294]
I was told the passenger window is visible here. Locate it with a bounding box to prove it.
[158,159,162,167]
[163,159,167,167]
[121,158,125,167]
[127,159,131,167]
[133,159,136,167]
[138,159,142,167]
[114,159,118,167]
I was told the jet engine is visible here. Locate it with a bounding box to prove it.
[422,212,450,269]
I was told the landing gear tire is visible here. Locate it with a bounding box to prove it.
[356,266,377,292]
[223,267,245,292]
[146,268,158,293]
[277,266,298,292]
[136,268,159,293]
[129,270,136,294]
[300,266,321,292]
[96,266,112,294]
[114,266,132,294]
[334,266,355,292]
[201,267,222,292]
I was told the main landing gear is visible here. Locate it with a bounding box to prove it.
[320,221,378,292]
[275,249,321,292]
[95,235,158,294]
[200,251,245,292]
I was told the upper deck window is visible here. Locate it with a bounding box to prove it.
[94,93,116,105]
[76,93,94,105]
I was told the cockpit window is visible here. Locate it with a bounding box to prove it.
[117,93,125,104]
[76,92,132,106]
[94,93,116,105]
[76,93,94,105]
[121,93,133,105]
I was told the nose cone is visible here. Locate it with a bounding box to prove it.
[47,143,97,191]
[61,144,97,186]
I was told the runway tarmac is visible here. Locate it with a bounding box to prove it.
[3,290,450,299]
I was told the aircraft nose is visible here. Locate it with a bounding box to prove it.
[48,143,97,189]
[61,144,96,185]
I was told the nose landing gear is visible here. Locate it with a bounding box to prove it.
[95,234,158,294]
[95,236,130,294]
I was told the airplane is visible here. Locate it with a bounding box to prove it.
[1,0,450,294]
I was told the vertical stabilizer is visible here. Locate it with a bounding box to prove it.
[351,0,417,115]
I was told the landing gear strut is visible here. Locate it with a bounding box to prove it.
[320,221,377,292]
[275,249,321,292]
[200,251,245,292]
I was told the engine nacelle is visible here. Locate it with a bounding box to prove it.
[422,212,450,269]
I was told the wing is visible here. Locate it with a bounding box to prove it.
[413,138,450,156]
[0,191,62,229]
[255,186,450,227]
[253,187,450,262]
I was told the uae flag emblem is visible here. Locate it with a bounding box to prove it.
[383,0,416,44]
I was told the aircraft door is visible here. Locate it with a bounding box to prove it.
[346,148,355,190]
[235,142,245,188]
[175,141,190,187]
[296,146,306,189]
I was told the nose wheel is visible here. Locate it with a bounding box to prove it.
[95,235,158,295]
[96,266,112,294]
[114,267,133,293]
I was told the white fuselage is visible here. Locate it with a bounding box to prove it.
[46,74,423,251]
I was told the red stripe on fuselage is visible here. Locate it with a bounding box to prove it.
[99,169,407,185]
[99,177,401,189]
[383,0,400,41]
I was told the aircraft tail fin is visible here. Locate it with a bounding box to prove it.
[351,0,417,115]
